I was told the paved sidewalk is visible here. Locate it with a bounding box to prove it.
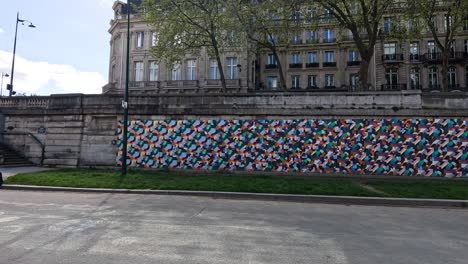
[0,190,467,264]
[0,166,52,179]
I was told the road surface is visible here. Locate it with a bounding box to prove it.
[0,190,466,264]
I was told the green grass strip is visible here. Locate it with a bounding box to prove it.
[4,169,468,200]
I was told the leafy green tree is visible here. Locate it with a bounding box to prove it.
[311,0,396,90]
[141,0,238,91]
[407,0,468,92]
[230,0,307,91]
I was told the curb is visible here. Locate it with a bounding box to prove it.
[2,184,467,208]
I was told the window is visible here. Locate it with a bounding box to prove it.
[410,68,420,89]
[151,32,158,46]
[324,29,335,43]
[384,43,396,55]
[428,16,438,32]
[306,31,318,43]
[464,40,468,53]
[291,32,302,44]
[209,60,220,80]
[136,32,144,48]
[444,15,453,31]
[429,67,438,88]
[134,61,144,82]
[226,57,238,80]
[384,43,397,60]
[383,17,392,33]
[186,59,197,80]
[267,34,278,45]
[307,75,317,88]
[267,76,278,90]
[292,75,300,89]
[428,41,437,59]
[448,67,457,88]
[410,42,419,60]
[348,50,360,62]
[324,51,335,62]
[267,54,277,65]
[291,53,301,64]
[385,68,398,85]
[324,9,332,18]
[325,74,334,88]
[149,61,159,81]
[350,74,359,89]
[307,52,317,63]
[171,63,181,81]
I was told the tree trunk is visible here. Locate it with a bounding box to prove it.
[441,50,449,92]
[212,37,227,92]
[273,49,287,91]
[359,59,370,91]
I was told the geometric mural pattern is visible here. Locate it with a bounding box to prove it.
[117,119,468,177]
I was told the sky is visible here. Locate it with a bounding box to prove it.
[0,0,116,95]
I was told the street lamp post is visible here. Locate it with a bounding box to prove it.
[121,0,131,176]
[1,73,10,97]
[8,12,36,97]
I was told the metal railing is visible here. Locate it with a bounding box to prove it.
[381,84,407,91]
[289,63,303,69]
[382,54,404,62]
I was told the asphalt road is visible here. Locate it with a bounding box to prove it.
[0,190,466,264]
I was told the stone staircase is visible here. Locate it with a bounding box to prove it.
[0,143,34,167]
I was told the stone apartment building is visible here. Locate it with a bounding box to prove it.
[103,0,468,94]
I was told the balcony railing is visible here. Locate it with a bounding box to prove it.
[265,64,278,69]
[323,62,337,67]
[323,38,336,44]
[347,61,361,66]
[291,39,303,45]
[422,52,468,63]
[305,39,319,44]
[165,80,199,88]
[381,84,407,91]
[382,54,404,63]
[289,63,303,69]
[129,81,160,89]
[305,62,319,68]
[409,54,421,61]
[205,79,241,86]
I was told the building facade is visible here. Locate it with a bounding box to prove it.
[103,0,468,94]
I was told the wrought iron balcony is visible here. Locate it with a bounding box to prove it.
[347,61,361,66]
[323,62,337,67]
[305,39,319,44]
[382,54,404,63]
[422,52,468,63]
[291,39,303,45]
[306,62,319,68]
[323,38,336,44]
[409,54,421,62]
[265,64,278,69]
[289,63,303,69]
[381,84,407,91]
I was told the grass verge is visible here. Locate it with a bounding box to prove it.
[4,169,468,200]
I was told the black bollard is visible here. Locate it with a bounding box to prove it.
[0,172,3,186]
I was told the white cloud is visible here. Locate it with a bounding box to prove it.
[0,50,106,95]
[0,28,4,34]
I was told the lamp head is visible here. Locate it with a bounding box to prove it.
[28,23,36,28]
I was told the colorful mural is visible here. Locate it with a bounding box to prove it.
[116,119,468,177]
